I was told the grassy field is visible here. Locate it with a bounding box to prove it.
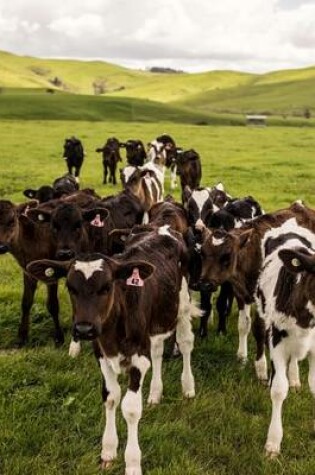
[0,120,315,474]
[1,50,315,117]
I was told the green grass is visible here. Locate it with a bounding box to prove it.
[1,120,315,474]
[2,50,315,117]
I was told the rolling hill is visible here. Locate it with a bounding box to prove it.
[1,50,315,117]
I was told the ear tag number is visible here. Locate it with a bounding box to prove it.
[126,268,144,287]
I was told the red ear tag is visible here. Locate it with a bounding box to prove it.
[90,214,104,227]
[126,268,144,287]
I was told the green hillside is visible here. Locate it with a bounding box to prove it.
[1,50,315,117]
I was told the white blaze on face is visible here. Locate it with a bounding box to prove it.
[122,166,136,184]
[158,224,177,239]
[192,189,210,215]
[74,259,104,280]
[212,236,225,246]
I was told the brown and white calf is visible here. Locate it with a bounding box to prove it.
[27,228,196,474]
[256,217,315,457]
[147,134,178,190]
[198,208,296,361]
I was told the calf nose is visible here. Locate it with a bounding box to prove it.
[73,323,97,340]
[0,243,9,254]
[56,249,75,260]
[199,280,218,292]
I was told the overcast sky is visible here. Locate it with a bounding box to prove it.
[1,0,315,73]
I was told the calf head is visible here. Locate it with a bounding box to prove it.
[183,186,213,230]
[27,203,109,260]
[0,200,18,252]
[27,255,155,340]
[200,228,252,290]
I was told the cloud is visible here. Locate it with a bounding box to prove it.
[0,0,315,72]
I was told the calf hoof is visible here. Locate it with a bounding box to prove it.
[289,381,302,392]
[148,392,162,405]
[183,389,195,399]
[54,330,65,347]
[125,467,142,475]
[265,442,280,459]
[69,340,81,358]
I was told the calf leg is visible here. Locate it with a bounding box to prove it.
[265,343,289,457]
[252,313,268,382]
[99,357,121,468]
[148,333,171,404]
[308,352,315,432]
[46,283,64,346]
[103,163,108,184]
[216,281,234,335]
[170,164,177,190]
[74,167,80,184]
[177,277,195,398]
[198,288,212,338]
[236,301,251,362]
[121,354,150,475]
[288,357,301,390]
[18,273,38,346]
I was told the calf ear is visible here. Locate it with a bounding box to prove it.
[26,259,71,283]
[26,208,52,224]
[113,259,155,282]
[83,208,109,227]
[239,229,253,248]
[279,249,315,274]
[183,186,192,203]
[23,189,37,199]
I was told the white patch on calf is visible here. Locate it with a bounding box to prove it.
[215,182,225,191]
[122,166,137,184]
[212,236,225,246]
[74,259,104,280]
[192,189,210,214]
[69,339,81,358]
[158,224,176,239]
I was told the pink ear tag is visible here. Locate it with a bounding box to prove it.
[126,268,144,287]
[90,214,104,227]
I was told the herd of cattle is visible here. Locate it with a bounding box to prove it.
[1,132,315,474]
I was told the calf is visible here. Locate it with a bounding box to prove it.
[176,149,202,202]
[23,174,79,203]
[63,136,84,182]
[27,228,196,474]
[96,137,122,185]
[0,200,62,345]
[147,134,178,190]
[122,166,163,223]
[256,218,315,457]
[198,208,297,361]
[120,139,146,166]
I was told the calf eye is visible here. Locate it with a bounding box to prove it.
[220,253,231,268]
[97,283,111,295]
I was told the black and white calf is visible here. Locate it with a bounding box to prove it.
[256,218,315,457]
[27,227,196,474]
[147,134,178,190]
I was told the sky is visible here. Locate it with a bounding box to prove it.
[1,0,315,73]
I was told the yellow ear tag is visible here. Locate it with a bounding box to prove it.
[291,258,300,267]
[45,267,55,277]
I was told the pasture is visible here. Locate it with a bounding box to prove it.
[0,120,315,475]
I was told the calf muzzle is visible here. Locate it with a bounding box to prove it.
[56,249,76,260]
[0,242,10,254]
[199,280,218,292]
[73,322,99,340]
